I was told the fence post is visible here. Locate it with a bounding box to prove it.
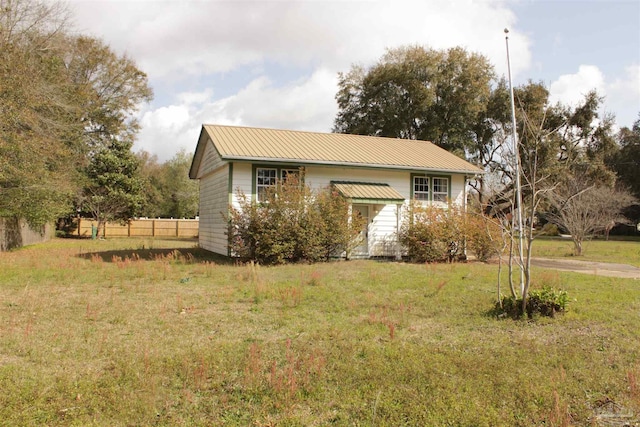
[152,220,156,237]
[77,217,81,236]
[176,220,179,237]
[128,220,131,237]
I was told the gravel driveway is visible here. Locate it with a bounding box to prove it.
[531,257,640,279]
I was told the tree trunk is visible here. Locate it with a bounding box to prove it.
[573,239,582,256]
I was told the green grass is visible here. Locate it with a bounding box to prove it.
[1,237,639,426]
[532,236,640,267]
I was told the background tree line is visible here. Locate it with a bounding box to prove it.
[1,0,197,236]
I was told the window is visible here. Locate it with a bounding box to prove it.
[432,177,449,202]
[256,168,277,202]
[281,168,300,183]
[413,176,429,201]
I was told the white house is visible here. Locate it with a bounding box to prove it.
[189,125,483,258]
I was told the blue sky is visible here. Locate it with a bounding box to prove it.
[69,0,640,161]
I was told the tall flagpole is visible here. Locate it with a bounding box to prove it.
[504,28,525,293]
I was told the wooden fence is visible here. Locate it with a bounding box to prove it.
[76,218,198,238]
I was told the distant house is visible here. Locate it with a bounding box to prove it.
[189,125,483,258]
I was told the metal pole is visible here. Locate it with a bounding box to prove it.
[504,28,525,293]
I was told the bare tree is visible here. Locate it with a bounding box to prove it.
[546,178,636,255]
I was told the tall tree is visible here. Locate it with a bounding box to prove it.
[82,139,145,234]
[136,151,164,217]
[0,0,153,229]
[488,81,622,312]
[333,45,496,156]
[63,35,153,154]
[160,150,199,218]
[0,0,78,226]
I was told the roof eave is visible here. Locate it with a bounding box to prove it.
[189,127,207,179]
[221,155,485,175]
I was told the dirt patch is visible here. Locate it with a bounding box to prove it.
[531,258,640,279]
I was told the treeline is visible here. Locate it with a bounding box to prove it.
[137,150,199,219]
[1,0,151,231]
[0,0,198,234]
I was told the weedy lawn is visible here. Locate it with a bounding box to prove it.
[533,236,640,267]
[0,238,639,426]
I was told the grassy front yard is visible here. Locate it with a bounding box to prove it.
[0,238,638,426]
[532,236,640,267]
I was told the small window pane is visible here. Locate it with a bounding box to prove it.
[281,169,300,183]
[414,176,429,201]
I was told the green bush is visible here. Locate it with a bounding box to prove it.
[229,176,365,264]
[493,287,569,319]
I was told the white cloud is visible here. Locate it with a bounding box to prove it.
[548,64,640,128]
[134,68,338,161]
[70,0,530,81]
[607,64,640,127]
[69,0,533,161]
[217,69,338,130]
[549,65,605,107]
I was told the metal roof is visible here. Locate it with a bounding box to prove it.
[332,182,405,203]
[196,125,484,175]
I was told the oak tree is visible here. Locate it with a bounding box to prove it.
[334,45,496,156]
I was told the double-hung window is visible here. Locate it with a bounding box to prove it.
[413,176,430,201]
[280,169,300,183]
[432,177,449,202]
[256,168,277,202]
[412,174,450,202]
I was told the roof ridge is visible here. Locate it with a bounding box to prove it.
[203,124,436,145]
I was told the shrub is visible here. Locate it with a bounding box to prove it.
[465,213,504,262]
[493,287,569,319]
[228,176,365,264]
[399,203,502,263]
[399,202,466,263]
[538,222,560,236]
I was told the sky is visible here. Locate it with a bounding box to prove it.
[68,0,640,162]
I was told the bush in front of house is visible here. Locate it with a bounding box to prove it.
[399,203,504,263]
[464,212,504,262]
[229,177,365,264]
[399,202,467,263]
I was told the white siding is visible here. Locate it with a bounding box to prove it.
[196,140,229,255]
[303,166,408,257]
[230,162,253,210]
[451,174,466,205]
[218,162,469,258]
[196,138,225,178]
[198,166,229,255]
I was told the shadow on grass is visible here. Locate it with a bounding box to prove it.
[78,247,233,264]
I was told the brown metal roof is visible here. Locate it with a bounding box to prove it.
[200,125,483,174]
[332,182,405,202]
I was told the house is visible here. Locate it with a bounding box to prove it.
[189,125,483,258]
